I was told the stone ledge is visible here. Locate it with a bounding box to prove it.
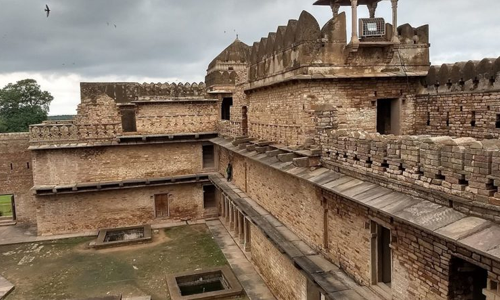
[209,173,381,300]
[33,174,212,196]
[211,136,500,266]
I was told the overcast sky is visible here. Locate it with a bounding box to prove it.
[0,0,499,115]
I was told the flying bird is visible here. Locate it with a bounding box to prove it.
[45,4,50,18]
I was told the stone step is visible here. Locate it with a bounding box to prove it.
[0,220,16,227]
[369,283,392,300]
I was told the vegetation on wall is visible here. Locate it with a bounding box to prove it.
[0,79,53,133]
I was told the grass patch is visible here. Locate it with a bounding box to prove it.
[0,224,246,300]
[0,195,13,217]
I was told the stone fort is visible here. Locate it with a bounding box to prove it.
[2,0,500,299]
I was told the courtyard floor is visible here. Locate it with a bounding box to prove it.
[0,224,249,300]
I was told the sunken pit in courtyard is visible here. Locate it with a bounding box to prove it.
[167,266,243,300]
[91,225,152,249]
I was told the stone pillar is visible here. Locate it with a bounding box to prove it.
[244,217,251,252]
[391,0,400,43]
[239,213,245,244]
[367,2,377,18]
[221,196,225,218]
[225,198,230,223]
[350,0,360,45]
[229,203,235,230]
[330,0,340,18]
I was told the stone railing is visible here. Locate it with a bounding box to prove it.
[322,130,500,206]
[29,121,120,145]
[218,120,243,138]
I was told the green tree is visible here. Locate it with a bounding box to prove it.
[0,79,53,132]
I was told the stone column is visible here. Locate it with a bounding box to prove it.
[391,0,400,43]
[239,213,245,244]
[350,0,360,45]
[221,195,226,217]
[244,217,251,251]
[367,2,377,18]
[330,0,341,18]
[229,203,235,230]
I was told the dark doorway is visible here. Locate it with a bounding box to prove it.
[203,185,216,208]
[121,108,137,132]
[377,99,400,135]
[378,226,392,285]
[221,97,233,121]
[449,257,487,300]
[242,106,248,136]
[203,145,215,169]
[154,194,169,218]
[371,222,392,288]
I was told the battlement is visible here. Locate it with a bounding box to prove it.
[424,57,500,93]
[80,82,207,103]
[244,11,430,90]
[321,130,500,213]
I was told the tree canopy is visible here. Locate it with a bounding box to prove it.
[0,79,53,133]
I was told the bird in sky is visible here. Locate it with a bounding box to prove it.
[114,24,117,28]
[45,4,50,18]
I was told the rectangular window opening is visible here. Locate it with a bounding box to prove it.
[471,111,476,127]
[449,256,487,300]
[377,99,400,135]
[121,108,137,133]
[426,112,431,126]
[203,144,215,169]
[221,97,233,121]
[496,114,500,129]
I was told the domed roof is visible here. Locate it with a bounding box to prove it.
[208,39,251,70]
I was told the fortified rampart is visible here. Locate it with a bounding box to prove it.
[415,58,500,139]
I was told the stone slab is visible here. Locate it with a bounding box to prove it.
[459,225,500,253]
[0,276,14,300]
[435,217,492,241]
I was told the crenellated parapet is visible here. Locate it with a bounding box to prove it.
[424,57,500,93]
[80,82,208,104]
[323,130,500,208]
[244,10,430,90]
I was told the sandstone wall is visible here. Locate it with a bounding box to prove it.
[0,133,36,225]
[250,223,308,300]
[217,145,500,299]
[37,183,205,235]
[135,102,218,134]
[414,91,500,139]
[219,147,324,249]
[246,78,418,147]
[80,82,207,104]
[32,143,206,186]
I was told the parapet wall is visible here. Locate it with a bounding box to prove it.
[425,57,500,92]
[246,11,429,87]
[416,57,500,139]
[80,82,208,103]
[321,130,500,217]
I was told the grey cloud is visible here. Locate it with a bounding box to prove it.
[0,0,499,114]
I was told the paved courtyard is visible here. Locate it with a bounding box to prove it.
[0,224,248,300]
